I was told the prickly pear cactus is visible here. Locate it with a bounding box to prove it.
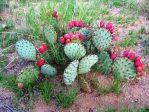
[92,28,112,50]
[41,64,57,76]
[79,28,90,42]
[86,40,96,53]
[43,25,57,45]
[63,60,79,85]
[78,55,98,74]
[16,65,39,87]
[112,58,137,79]
[94,51,112,75]
[64,43,86,60]
[16,40,36,61]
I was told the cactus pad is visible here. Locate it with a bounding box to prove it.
[112,58,137,79]
[64,43,86,60]
[43,25,57,45]
[63,60,79,85]
[16,40,36,61]
[41,64,57,76]
[92,28,112,50]
[94,51,112,75]
[78,55,98,74]
[16,65,39,87]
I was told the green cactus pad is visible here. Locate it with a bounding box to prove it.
[41,64,57,76]
[16,65,39,87]
[64,43,86,60]
[43,25,57,45]
[94,51,112,75]
[112,58,137,79]
[79,28,91,42]
[78,55,98,74]
[63,60,79,85]
[92,28,112,50]
[16,40,36,61]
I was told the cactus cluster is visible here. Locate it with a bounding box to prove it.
[79,28,91,42]
[63,43,98,85]
[17,65,39,88]
[16,40,36,61]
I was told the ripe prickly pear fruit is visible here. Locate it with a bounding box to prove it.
[84,24,89,28]
[141,63,145,69]
[68,21,74,28]
[110,26,116,33]
[65,39,70,44]
[140,71,145,76]
[123,49,130,57]
[135,56,141,61]
[136,66,142,72]
[79,20,83,27]
[135,60,142,67]
[52,10,57,17]
[100,20,105,27]
[37,58,45,67]
[106,22,113,30]
[128,52,135,60]
[79,33,85,40]
[60,36,65,44]
[41,43,47,49]
[64,34,70,39]
[112,35,119,41]
[18,83,24,89]
[110,52,116,59]
[39,46,46,54]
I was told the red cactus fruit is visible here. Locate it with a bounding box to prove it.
[136,66,142,72]
[135,56,141,61]
[65,39,70,44]
[84,24,89,28]
[68,21,74,28]
[106,22,113,30]
[41,43,47,49]
[135,60,142,67]
[68,32,73,36]
[79,33,85,40]
[112,35,119,41]
[100,20,105,27]
[71,35,78,40]
[37,58,45,67]
[123,49,130,57]
[60,36,65,44]
[52,10,57,17]
[110,27,116,33]
[64,34,70,39]
[79,20,83,27]
[141,63,146,69]
[140,71,145,76]
[110,52,116,59]
[128,52,135,60]
[74,31,79,35]
[39,46,46,54]
[18,83,24,89]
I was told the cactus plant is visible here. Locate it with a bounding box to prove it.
[112,57,137,79]
[16,65,39,87]
[79,28,90,42]
[41,64,57,76]
[64,43,86,60]
[94,51,112,75]
[16,40,36,61]
[78,55,98,74]
[63,60,79,85]
[92,28,112,50]
[43,25,57,45]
